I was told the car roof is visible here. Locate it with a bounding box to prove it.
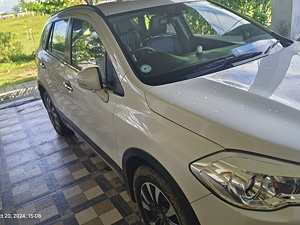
[95,0,199,16]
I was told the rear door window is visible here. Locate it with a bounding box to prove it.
[48,19,69,60]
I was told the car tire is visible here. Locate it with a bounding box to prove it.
[133,165,191,225]
[43,91,73,136]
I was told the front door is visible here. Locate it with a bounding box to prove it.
[65,17,120,162]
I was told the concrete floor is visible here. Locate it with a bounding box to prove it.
[0,82,143,225]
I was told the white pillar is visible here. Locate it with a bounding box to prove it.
[271,0,300,40]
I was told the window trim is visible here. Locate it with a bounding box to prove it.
[41,23,52,50]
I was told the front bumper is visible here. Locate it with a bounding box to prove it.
[192,194,300,224]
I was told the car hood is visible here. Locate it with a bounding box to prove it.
[145,42,300,162]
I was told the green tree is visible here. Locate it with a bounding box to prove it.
[23,0,105,14]
[12,4,22,13]
[213,0,272,27]
[69,0,101,5]
[186,8,218,35]
[23,0,69,14]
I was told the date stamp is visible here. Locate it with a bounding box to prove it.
[0,213,42,219]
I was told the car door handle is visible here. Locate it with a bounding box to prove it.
[40,62,46,69]
[63,81,73,92]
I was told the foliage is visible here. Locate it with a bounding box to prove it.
[23,0,69,14]
[84,0,100,4]
[72,21,105,70]
[0,14,50,55]
[213,0,272,27]
[0,54,36,88]
[186,8,218,35]
[0,14,50,87]
[0,53,37,88]
[67,0,87,6]
[0,32,24,63]
[12,4,23,13]
[23,0,104,14]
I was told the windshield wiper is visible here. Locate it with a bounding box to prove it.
[264,40,280,55]
[185,51,263,79]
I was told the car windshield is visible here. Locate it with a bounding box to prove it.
[108,1,289,85]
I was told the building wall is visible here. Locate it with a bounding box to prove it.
[291,0,300,40]
[271,0,300,40]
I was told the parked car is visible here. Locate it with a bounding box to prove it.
[35,0,300,224]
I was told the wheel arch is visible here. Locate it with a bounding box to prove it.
[122,148,201,225]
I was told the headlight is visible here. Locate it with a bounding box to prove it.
[190,152,300,210]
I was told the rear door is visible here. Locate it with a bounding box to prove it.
[38,18,72,112]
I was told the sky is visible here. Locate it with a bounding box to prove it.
[0,0,19,13]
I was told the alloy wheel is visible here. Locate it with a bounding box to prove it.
[140,182,180,225]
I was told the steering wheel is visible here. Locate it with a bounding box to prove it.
[130,47,155,62]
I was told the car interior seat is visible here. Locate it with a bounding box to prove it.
[142,15,183,56]
[115,20,141,52]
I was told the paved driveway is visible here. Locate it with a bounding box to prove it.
[0,83,142,225]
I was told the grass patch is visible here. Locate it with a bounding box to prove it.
[0,55,37,88]
[1,77,37,89]
[0,14,50,55]
[0,14,50,88]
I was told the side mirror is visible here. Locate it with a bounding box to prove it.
[77,66,103,91]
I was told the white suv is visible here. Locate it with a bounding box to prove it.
[36,0,300,224]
